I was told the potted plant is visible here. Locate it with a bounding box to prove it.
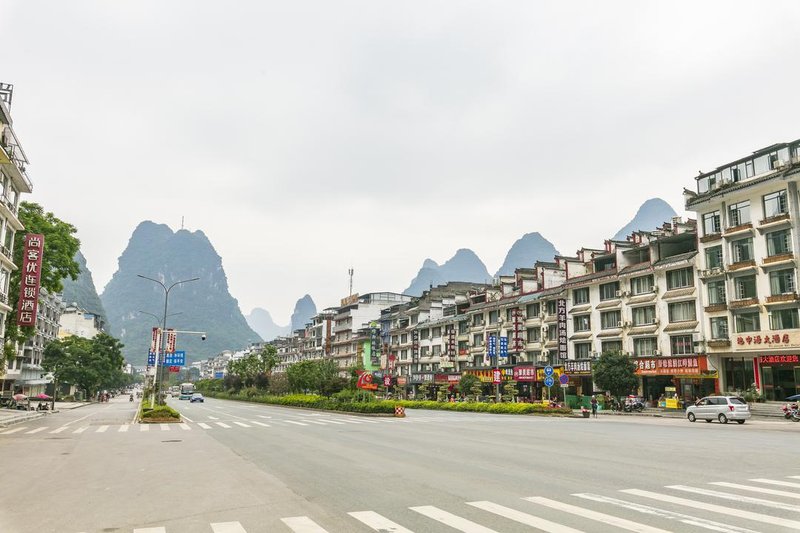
[580,407,590,418]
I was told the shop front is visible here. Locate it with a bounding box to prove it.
[513,365,536,400]
[464,367,514,398]
[408,372,434,399]
[634,355,718,407]
[756,354,800,401]
[434,373,462,398]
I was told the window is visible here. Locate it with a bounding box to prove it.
[506,308,515,322]
[631,306,656,326]
[707,280,726,305]
[488,310,499,324]
[630,275,654,295]
[420,329,429,340]
[668,301,696,322]
[599,282,620,301]
[705,246,723,269]
[473,333,484,346]
[546,300,557,315]
[574,343,591,358]
[526,328,541,342]
[770,308,800,329]
[710,317,728,339]
[573,315,590,332]
[734,275,757,300]
[420,346,429,357]
[547,325,557,341]
[666,268,693,290]
[600,310,621,329]
[633,337,657,356]
[458,321,468,334]
[769,269,795,295]
[702,211,721,235]
[431,345,441,356]
[472,314,484,326]
[573,287,590,304]
[763,190,788,218]
[431,327,441,338]
[731,238,753,262]
[526,303,540,318]
[728,201,751,227]
[400,333,408,344]
[670,335,693,356]
[766,229,792,256]
[601,340,622,353]
[458,340,468,352]
[735,312,760,332]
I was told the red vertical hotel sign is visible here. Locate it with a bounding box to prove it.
[17,234,45,327]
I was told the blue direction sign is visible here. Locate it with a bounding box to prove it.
[544,366,554,377]
[499,336,508,358]
[162,351,186,366]
[488,334,496,357]
[147,352,156,366]
[544,376,555,387]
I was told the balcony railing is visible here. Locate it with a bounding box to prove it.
[728,297,759,309]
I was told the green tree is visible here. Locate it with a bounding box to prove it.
[503,380,519,403]
[286,359,345,395]
[593,351,638,399]
[42,333,126,399]
[458,373,480,398]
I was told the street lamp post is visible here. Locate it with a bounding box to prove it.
[138,275,199,405]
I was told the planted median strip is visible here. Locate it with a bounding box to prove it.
[138,400,182,423]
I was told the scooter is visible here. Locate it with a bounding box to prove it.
[129,395,134,402]
[781,402,798,419]
[623,399,645,412]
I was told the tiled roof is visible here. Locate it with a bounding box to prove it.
[663,320,699,332]
[619,262,653,276]
[652,251,698,268]
[563,269,619,287]
[569,304,592,315]
[628,294,657,305]
[628,325,659,336]
[596,300,622,310]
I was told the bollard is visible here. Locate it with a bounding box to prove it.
[394,405,406,418]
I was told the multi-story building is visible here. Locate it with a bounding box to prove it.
[58,303,105,339]
[301,308,336,361]
[685,140,800,400]
[0,83,35,398]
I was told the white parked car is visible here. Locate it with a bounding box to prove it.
[686,396,751,424]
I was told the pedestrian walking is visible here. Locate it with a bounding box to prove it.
[590,395,598,418]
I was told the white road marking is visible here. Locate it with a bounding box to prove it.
[160,424,170,431]
[197,422,212,429]
[63,412,93,426]
[322,420,345,425]
[208,416,219,420]
[750,478,800,489]
[0,427,28,434]
[285,420,308,426]
[250,421,271,427]
[180,414,194,422]
[73,426,88,434]
[233,421,251,428]
[139,425,150,432]
[119,425,129,432]
[133,528,166,533]
[330,419,361,424]
[96,425,109,433]
[49,426,68,434]
[25,427,48,434]
[467,501,583,533]
[348,510,414,532]
[667,484,800,512]
[179,423,191,430]
[410,505,498,533]
[710,481,800,499]
[215,422,231,428]
[305,420,328,425]
[352,418,379,424]
[621,489,800,529]
[210,521,247,533]
[525,496,670,533]
[573,493,760,533]
[281,516,330,532]
[257,415,272,419]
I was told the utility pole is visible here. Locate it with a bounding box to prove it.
[348,267,354,296]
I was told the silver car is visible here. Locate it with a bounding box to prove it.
[686,395,751,424]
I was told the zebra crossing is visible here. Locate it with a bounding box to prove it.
[84,474,800,532]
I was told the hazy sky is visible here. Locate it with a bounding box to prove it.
[3,1,800,325]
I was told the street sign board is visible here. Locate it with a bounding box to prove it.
[162,351,186,366]
[499,336,508,358]
[492,369,502,384]
[383,376,392,387]
[214,372,224,379]
[544,376,555,387]
[147,352,156,366]
[544,366,554,377]
[168,365,180,373]
[488,334,496,357]
[559,373,569,385]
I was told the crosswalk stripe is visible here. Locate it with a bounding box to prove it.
[281,515,330,532]
[710,481,800,500]
[198,422,212,429]
[257,415,271,419]
[250,421,271,427]
[467,501,583,533]
[233,421,251,428]
[410,505,498,533]
[96,425,109,433]
[160,424,170,431]
[573,493,759,533]
[354,419,379,424]
[119,425,129,432]
[133,528,166,533]
[140,425,150,432]
[0,427,28,434]
[179,423,191,431]
[285,420,308,426]
[330,419,361,424]
[50,426,68,434]
[215,422,232,428]
[210,521,247,533]
[306,420,327,425]
[209,416,220,420]
[621,489,800,529]
[25,427,48,434]
[73,426,88,434]
[348,510,414,532]
[322,420,345,425]
[750,478,800,489]
[789,476,800,480]
[524,496,670,533]
[667,484,800,512]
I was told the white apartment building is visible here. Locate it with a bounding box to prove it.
[58,304,105,339]
[685,140,800,400]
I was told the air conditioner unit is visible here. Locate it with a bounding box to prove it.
[591,351,599,358]
[651,285,658,293]
[653,349,661,356]
[710,181,721,191]
[773,160,788,170]
[615,290,622,298]
[792,155,800,165]
[616,321,623,328]
[701,269,710,277]
[624,321,632,328]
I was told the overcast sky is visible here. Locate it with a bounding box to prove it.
[3,1,800,325]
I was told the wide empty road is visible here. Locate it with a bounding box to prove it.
[1,395,799,533]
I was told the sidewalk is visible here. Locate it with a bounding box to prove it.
[0,401,91,428]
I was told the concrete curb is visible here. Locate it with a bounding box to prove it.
[0,411,46,428]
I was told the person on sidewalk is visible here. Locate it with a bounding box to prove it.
[591,395,598,418]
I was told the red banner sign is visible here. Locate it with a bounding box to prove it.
[434,373,461,384]
[165,329,176,353]
[634,356,708,375]
[356,370,378,390]
[513,366,537,382]
[168,366,180,373]
[492,369,502,384]
[16,234,44,327]
[758,355,799,365]
[150,327,161,353]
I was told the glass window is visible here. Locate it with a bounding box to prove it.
[573,287,590,304]
[420,329,429,340]
[546,300,557,315]
[401,333,408,344]
[630,275,654,295]
[710,317,729,339]
[472,314,484,326]
[702,211,721,235]
[670,335,693,356]
[458,321,468,334]
[763,190,788,218]
[735,312,760,333]
[573,315,590,332]
[473,333,484,346]
[526,303,540,318]
[707,280,726,305]
[666,268,693,290]
[734,275,757,300]
[431,345,441,356]
[766,229,792,256]
[488,310,499,324]
[731,238,753,262]
[728,201,751,226]
[633,337,657,356]
[574,343,591,358]
[754,155,771,175]
[526,328,540,342]
[770,308,799,330]
[547,325,557,341]
[668,301,696,322]
[769,269,795,295]
[705,246,723,269]
[431,327,442,338]
[601,340,622,353]
[632,306,656,326]
[600,310,621,329]
[599,282,620,301]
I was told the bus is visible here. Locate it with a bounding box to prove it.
[179,382,195,400]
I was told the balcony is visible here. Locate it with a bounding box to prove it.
[724,223,753,237]
[700,233,722,244]
[758,213,791,231]
[727,260,757,272]
[762,253,794,268]
[704,303,728,313]
[728,297,759,309]
[707,338,731,348]
[699,267,725,280]
[765,293,799,305]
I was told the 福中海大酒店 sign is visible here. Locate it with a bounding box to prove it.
[16,234,45,327]
[733,330,800,351]
[634,356,708,375]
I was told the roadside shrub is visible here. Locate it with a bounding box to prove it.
[140,404,180,421]
[332,389,376,403]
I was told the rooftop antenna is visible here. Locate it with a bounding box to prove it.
[348,267,354,296]
[181,216,185,230]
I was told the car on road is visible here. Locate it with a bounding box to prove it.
[190,393,204,403]
[686,395,751,424]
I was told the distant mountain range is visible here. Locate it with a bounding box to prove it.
[404,249,491,296]
[495,232,559,277]
[100,221,261,365]
[613,198,678,241]
[245,294,318,341]
[60,250,108,326]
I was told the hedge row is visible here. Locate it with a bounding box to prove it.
[200,392,573,416]
[140,400,181,421]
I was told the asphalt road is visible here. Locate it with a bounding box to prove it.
[1,395,799,533]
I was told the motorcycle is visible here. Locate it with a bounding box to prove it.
[129,395,134,402]
[623,397,645,413]
[781,402,798,419]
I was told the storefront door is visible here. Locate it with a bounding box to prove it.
[761,365,800,400]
